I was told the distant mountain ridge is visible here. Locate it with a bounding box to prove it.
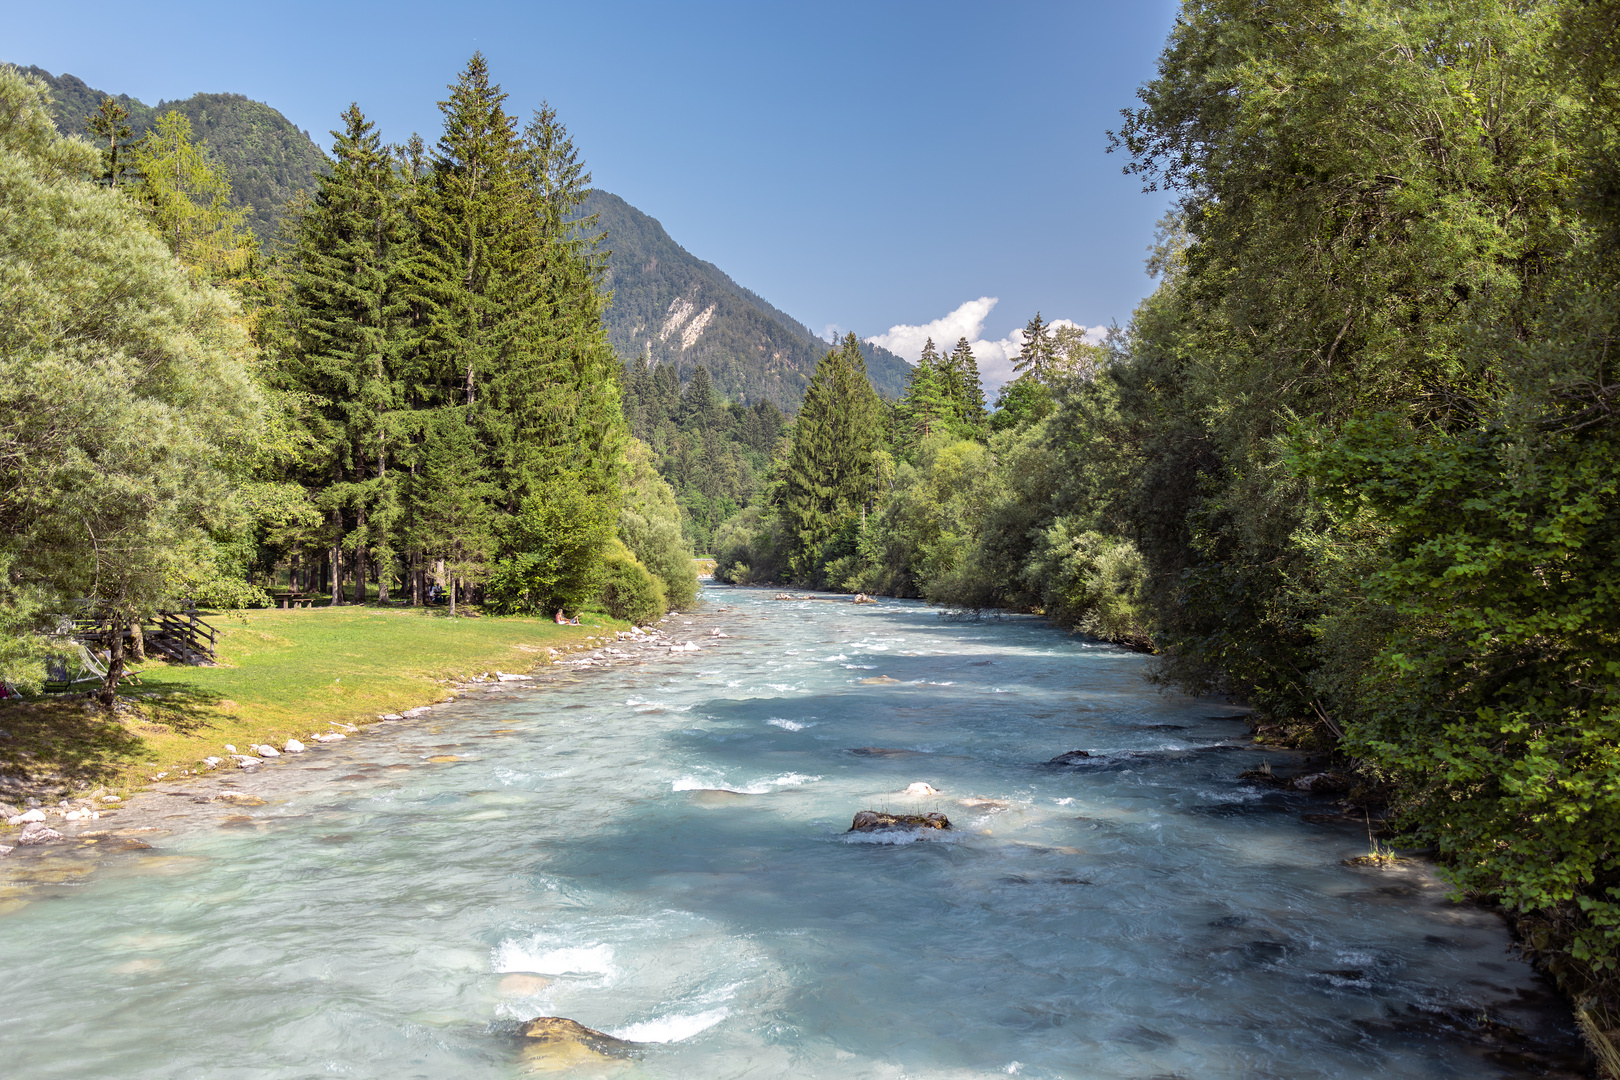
[14,62,911,409]
[19,64,327,241]
[582,191,912,407]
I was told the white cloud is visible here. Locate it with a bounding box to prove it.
[867,298,1107,400]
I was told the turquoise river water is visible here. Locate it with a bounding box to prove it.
[0,587,1587,1078]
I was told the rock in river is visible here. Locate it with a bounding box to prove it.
[1047,750,1093,765]
[18,823,63,845]
[850,810,951,832]
[902,782,939,795]
[517,1016,636,1069]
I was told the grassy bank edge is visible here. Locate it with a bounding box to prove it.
[0,605,624,810]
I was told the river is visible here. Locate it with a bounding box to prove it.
[0,587,1585,1078]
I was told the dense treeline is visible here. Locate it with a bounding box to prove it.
[1,55,698,701]
[717,0,1620,1012]
[619,359,786,555]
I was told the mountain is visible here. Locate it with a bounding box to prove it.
[21,64,327,242]
[14,63,913,408]
[583,190,912,407]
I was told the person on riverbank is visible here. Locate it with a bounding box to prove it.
[555,609,579,625]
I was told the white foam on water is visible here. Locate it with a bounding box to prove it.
[843,664,877,670]
[820,654,848,662]
[672,777,719,792]
[1054,797,1075,806]
[609,1006,729,1043]
[841,829,960,845]
[492,940,616,977]
[767,718,811,731]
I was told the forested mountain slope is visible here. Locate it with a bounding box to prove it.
[16,63,909,407]
[583,190,911,407]
[21,65,326,241]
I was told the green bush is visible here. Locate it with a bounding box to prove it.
[596,539,666,624]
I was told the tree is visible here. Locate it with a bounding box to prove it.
[283,102,413,605]
[1011,312,1055,380]
[131,110,257,282]
[85,96,139,188]
[896,338,955,445]
[944,337,987,426]
[776,333,886,580]
[0,66,264,701]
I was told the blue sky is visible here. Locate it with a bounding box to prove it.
[7,0,1180,385]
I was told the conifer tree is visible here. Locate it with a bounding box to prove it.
[777,333,885,579]
[133,111,258,283]
[681,366,719,430]
[284,103,412,603]
[86,96,139,188]
[896,337,954,442]
[946,337,987,425]
[1011,312,1056,381]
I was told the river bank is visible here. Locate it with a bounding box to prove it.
[0,605,640,810]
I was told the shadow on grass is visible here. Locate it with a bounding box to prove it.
[1,699,150,790]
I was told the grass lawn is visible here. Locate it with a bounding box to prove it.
[0,605,619,799]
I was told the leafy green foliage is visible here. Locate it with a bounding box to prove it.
[0,65,265,697]
[595,538,666,625]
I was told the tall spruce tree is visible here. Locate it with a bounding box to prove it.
[896,337,954,444]
[285,103,412,604]
[946,337,987,425]
[777,333,885,579]
[1011,312,1055,380]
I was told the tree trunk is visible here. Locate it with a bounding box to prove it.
[411,556,422,606]
[330,544,343,605]
[129,619,146,664]
[449,574,458,618]
[98,613,125,707]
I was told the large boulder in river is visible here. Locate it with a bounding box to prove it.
[517,1016,636,1070]
[850,810,950,832]
[1046,750,1093,765]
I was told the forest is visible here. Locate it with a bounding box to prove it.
[1,55,697,703]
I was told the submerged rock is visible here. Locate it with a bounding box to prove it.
[1291,771,1350,794]
[902,782,939,795]
[849,810,951,832]
[17,823,62,845]
[517,1016,636,1069]
[1047,750,1093,765]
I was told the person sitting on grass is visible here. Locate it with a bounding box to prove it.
[555,609,579,625]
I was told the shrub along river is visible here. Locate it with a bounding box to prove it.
[0,588,1588,1078]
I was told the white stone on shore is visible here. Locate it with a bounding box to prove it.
[101,795,121,803]
[204,757,222,766]
[18,823,62,844]
[283,739,306,754]
[496,672,533,682]
[255,744,281,758]
[9,808,46,824]
[0,845,12,856]
[402,706,432,717]
[314,733,345,742]
[224,745,237,754]
[380,713,403,721]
